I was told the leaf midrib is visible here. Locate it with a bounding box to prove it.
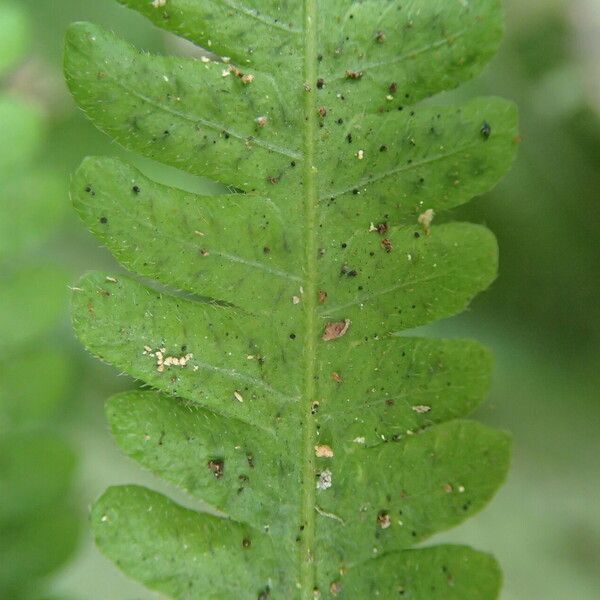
[299,0,318,597]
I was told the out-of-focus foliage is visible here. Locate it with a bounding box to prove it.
[0,1,29,75]
[0,3,78,598]
[0,1,598,599]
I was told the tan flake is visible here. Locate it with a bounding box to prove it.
[315,444,334,458]
[418,208,435,235]
[322,319,351,341]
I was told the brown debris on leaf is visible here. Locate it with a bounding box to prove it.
[345,70,363,80]
[331,371,343,383]
[322,319,351,341]
[207,459,224,479]
[418,208,435,235]
[315,444,334,458]
[381,238,393,253]
[330,582,342,596]
[318,290,328,304]
[377,510,392,529]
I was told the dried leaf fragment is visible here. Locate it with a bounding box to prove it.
[322,319,351,341]
[315,444,334,458]
[418,208,435,235]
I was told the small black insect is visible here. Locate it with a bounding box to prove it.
[481,121,492,140]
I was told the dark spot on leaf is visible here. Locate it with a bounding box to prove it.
[481,121,492,139]
[99,217,108,224]
[132,185,140,194]
[207,459,224,479]
[316,78,325,89]
[242,538,251,548]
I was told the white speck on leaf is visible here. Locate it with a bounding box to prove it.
[412,405,431,414]
[316,469,332,490]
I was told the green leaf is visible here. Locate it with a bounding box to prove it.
[0,95,44,173]
[0,266,67,353]
[0,432,79,597]
[0,93,68,259]
[65,1,518,598]
[0,503,79,597]
[0,346,73,431]
[0,2,30,76]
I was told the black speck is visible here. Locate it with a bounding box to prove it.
[132,185,141,194]
[99,217,108,224]
[481,121,492,139]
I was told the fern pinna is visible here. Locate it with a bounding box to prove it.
[65,1,517,598]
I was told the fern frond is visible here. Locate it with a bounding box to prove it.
[65,1,518,598]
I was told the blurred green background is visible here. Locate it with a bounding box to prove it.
[0,0,598,598]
